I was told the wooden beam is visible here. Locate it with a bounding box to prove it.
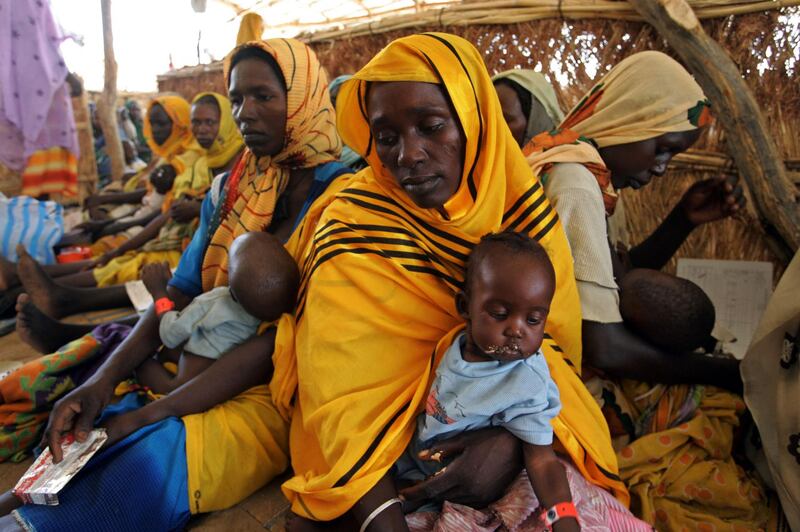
[302,0,800,42]
[97,0,125,183]
[629,0,800,256]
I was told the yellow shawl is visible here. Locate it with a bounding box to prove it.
[200,38,341,292]
[524,51,711,214]
[142,94,201,174]
[273,32,627,521]
[191,92,244,170]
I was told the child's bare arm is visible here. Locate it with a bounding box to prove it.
[135,358,176,395]
[524,443,580,531]
[352,472,408,532]
[136,353,214,395]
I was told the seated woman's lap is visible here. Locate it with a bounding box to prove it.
[14,394,190,532]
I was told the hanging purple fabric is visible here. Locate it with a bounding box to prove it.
[0,0,79,171]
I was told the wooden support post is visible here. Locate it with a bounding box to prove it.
[97,0,125,183]
[628,0,800,256]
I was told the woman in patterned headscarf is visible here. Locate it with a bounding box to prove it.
[1,38,350,531]
[525,51,768,530]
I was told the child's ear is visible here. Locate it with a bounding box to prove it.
[455,291,469,319]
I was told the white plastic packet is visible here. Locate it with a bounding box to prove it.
[13,429,108,505]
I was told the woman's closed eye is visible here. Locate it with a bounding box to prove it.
[419,120,445,134]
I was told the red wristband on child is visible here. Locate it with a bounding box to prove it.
[154,297,175,315]
[541,501,578,528]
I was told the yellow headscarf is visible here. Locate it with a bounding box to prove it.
[142,94,201,174]
[200,38,342,292]
[236,13,264,46]
[273,32,627,521]
[524,50,711,214]
[191,92,244,170]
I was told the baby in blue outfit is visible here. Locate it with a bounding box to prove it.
[397,231,579,531]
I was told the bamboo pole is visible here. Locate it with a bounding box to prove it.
[96,0,125,183]
[301,0,800,42]
[629,0,800,257]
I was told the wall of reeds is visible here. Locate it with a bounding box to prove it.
[162,6,800,278]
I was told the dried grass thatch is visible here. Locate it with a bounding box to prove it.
[157,6,798,276]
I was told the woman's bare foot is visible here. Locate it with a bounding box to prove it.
[15,245,72,319]
[15,294,92,354]
[0,254,18,292]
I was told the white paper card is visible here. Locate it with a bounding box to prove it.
[124,280,153,314]
[677,258,773,359]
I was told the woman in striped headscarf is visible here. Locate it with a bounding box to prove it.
[0,38,350,531]
[525,52,768,530]
[270,33,641,530]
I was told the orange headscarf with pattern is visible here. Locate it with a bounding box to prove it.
[200,38,342,292]
[524,51,711,215]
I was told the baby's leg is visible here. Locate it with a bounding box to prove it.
[136,352,214,395]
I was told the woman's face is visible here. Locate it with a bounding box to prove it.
[367,81,466,210]
[229,57,287,157]
[494,83,527,148]
[191,102,221,150]
[148,103,173,146]
[599,129,701,190]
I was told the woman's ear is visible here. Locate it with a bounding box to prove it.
[455,291,469,319]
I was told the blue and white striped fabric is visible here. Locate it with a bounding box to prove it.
[0,194,64,264]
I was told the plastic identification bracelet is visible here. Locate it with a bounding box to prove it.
[154,297,175,316]
[541,501,578,528]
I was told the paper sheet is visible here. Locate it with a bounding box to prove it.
[676,258,773,359]
[124,280,153,314]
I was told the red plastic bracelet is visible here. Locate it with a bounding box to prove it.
[154,297,175,315]
[541,501,578,528]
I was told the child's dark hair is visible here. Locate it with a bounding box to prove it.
[193,93,220,111]
[464,231,555,293]
[493,78,532,122]
[228,46,286,91]
[619,269,715,353]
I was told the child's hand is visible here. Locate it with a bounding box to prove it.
[141,262,172,298]
[679,175,745,226]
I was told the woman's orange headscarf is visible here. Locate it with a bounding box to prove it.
[200,38,342,292]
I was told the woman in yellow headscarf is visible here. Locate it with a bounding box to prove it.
[524,51,768,530]
[82,95,203,229]
[269,33,631,529]
[4,38,351,530]
[14,94,245,319]
[141,94,202,175]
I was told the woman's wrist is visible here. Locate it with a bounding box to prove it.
[674,198,700,230]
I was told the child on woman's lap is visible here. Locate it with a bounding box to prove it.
[291,232,579,532]
[137,232,299,394]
